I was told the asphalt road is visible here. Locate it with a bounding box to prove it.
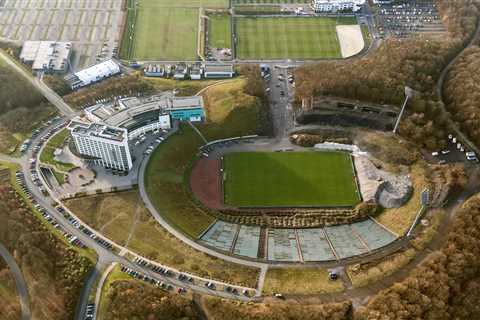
[0,50,76,117]
[0,243,31,320]
[435,19,480,155]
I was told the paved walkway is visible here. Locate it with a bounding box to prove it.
[0,243,31,320]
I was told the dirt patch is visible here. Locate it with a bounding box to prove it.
[190,157,224,210]
[336,25,365,58]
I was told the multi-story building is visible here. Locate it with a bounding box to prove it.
[68,121,132,171]
[312,0,365,12]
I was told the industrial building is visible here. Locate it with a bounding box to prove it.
[311,0,365,12]
[20,41,72,73]
[65,59,121,90]
[68,121,133,171]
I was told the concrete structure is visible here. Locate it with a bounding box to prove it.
[204,63,235,78]
[312,0,365,12]
[68,121,132,171]
[20,41,72,73]
[65,59,120,90]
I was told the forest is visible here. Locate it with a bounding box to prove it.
[443,46,480,148]
[0,172,93,320]
[294,0,480,150]
[0,60,56,153]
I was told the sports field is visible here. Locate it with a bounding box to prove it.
[208,14,232,49]
[223,152,360,207]
[121,0,228,60]
[130,7,198,60]
[235,17,357,59]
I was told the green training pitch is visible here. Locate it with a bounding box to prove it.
[235,16,357,59]
[223,152,360,207]
[125,7,199,60]
[208,14,232,49]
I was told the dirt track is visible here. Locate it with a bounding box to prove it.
[190,157,224,210]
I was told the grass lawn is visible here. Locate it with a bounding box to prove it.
[208,14,232,49]
[128,7,199,60]
[235,0,309,3]
[263,267,344,295]
[235,16,357,59]
[39,129,76,172]
[224,151,360,207]
[145,77,224,97]
[65,191,260,287]
[134,0,228,7]
[145,79,260,237]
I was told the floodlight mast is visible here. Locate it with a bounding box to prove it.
[393,86,414,134]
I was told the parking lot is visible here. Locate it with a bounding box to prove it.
[0,0,124,70]
[375,1,446,38]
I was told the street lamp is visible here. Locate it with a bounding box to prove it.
[393,86,414,134]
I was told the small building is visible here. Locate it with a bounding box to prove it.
[20,41,72,73]
[68,121,132,171]
[312,0,365,12]
[204,63,234,79]
[143,64,165,77]
[190,63,203,80]
[173,63,188,80]
[65,59,121,90]
[165,96,205,122]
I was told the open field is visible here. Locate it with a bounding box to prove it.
[133,0,228,7]
[65,191,260,287]
[223,151,360,207]
[263,267,344,295]
[235,17,357,59]
[208,14,232,49]
[129,7,199,60]
[234,0,309,3]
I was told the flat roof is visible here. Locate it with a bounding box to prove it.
[204,63,234,73]
[70,122,126,142]
[20,41,72,71]
[169,96,204,110]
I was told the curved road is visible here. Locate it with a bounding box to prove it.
[435,19,480,154]
[0,243,31,320]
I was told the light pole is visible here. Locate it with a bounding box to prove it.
[393,86,414,134]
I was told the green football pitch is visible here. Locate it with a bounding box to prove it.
[223,152,360,207]
[208,14,232,49]
[235,16,357,59]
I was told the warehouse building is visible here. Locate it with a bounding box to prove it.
[20,41,72,73]
[204,63,235,78]
[65,59,120,90]
[68,121,132,171]
[312,0,365,12]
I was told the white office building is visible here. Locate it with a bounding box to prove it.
[68,121,132,171]
[312,0,365,12]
